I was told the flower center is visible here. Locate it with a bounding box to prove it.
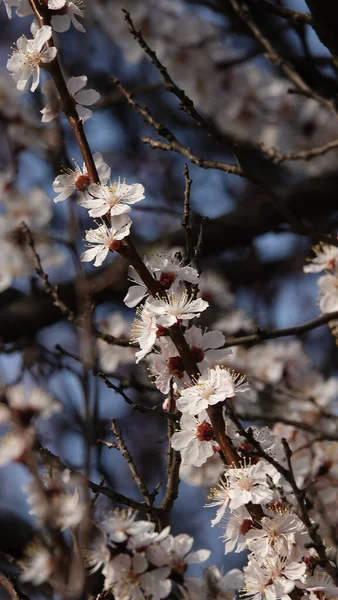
[240,519,253,535]
[75,174,90,191]
[159,271,177,289]
[191,346,204,363]
[196,421,214,441]
[167,356,185,378]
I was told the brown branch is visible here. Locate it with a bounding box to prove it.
[37,442,162,517]
[22,224,130,347]
[238,412,338,442]
[110,418,154,506]
[122,10,224,144]
[28,0,99,184]
[260,139,338,164]
[223,310,338,348]
[96,371,177,422]
[181,164,193,263]
[142,137,243,176]
[227,0,338,120]
[160,381,181,524]
[253,0,313,24]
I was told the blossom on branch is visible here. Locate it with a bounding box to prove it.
[41,75,100,122]
[53,152,110,203]
[7,25,57,92]
[304,243,338,273]
[176,366,248,415]
[171,412,217,467]
[17,0,86,33]
[147,289,208,327]
[81,215,132,267]
[79,179,145,218]
[131,306,158,363]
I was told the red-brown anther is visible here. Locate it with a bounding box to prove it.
[267,579,273,587]
[196,421,214,441]
[190,346,205,363]
[316,460,332,477]
[13,408,37,428]
[167,356,185,379]
[159,271,177,289]
[156,325,167,338]
[75,174,90,192]
[109,240,122,253]
[240,519,254,535]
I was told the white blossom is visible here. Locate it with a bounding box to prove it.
[1,0,18,19]
[20,543,55,585]
[147,289,209,327]
[148,338,190,394]
[220,506,253,553]
[318,273,338,313]
[0,185,52,229]
[103,553,171,600]
[245,513,306,558]
[101,509,155,544]
[81,215,131,267]
[176,366,248,415]
[225,460,280,510]
[17,0,85,33]
[41,76,100,122]
[97,313,135,372]
[147,533,210,573]
[79,179,145,218]
[171,412,217,467]
[24,471,86,530]
[184,325,232,370]
[123,252,198,308]
[0,428,34,466]
[131,306,158,363]
[304,244,338,273]
[7,25,57,92]
[6,385,62,422]
[206,478,232,527]
[53,152,110,203]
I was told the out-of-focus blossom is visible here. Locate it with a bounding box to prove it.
[97,313,135,372]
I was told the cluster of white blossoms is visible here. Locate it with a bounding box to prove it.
[3,3,338,600]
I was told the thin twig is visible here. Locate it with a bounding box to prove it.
[253,0,313,24]
[223,310,338,348]
[28,0,99,183]
[37,442,162,517]
[227,0,338,121]
[97,371,178,422]
[110,418,154,506]
[181,164,193,263]
[22,223,130,347]
[110,78,242,178]
[260,139,338,164]
[160,380,181,524]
